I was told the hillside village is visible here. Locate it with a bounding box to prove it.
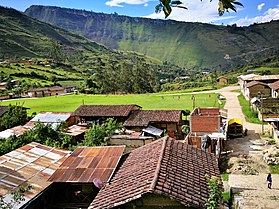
[0,72,279,209]
[1,2,279,209]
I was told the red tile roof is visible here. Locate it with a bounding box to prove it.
[48,145,125,183]
[124,110,184,127]
[269,80,279,91]
[246,80,269,88]
[72,104,141,117]
[90,137,220,209]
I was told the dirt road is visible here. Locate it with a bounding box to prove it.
[216,86,263,133]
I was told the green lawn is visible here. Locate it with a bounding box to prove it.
[2,92,222,115]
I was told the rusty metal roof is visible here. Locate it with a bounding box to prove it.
[48,145,125,183]
[269,80,279,90]
[252,75,279,81]
[0,142,70,207]
[65,125,88,136]
[0,125,30,139]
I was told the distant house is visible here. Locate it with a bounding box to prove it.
[0,125,30,139]
[245,81,271,99]
[0,142,70,208]
[29,112,75,129]
[64,86,76,93]
[269,80,279,98]
[186,108,228,157]
[124,110,186,140]
[238,74,258,96]
[72,104,141,125]
[24,86,65,97]
[90,137,221,209]
[216,76,228,85]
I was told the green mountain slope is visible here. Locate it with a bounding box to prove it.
[25,5,279,70]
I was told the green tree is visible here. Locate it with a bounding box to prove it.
[0,104,28,130]
[205,175,223,209]
[82,118,123,146]
[156,0,243,18]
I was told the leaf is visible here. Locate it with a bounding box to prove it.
[171,1,183,5]
[175,5,188,10]
[163,4,172,18]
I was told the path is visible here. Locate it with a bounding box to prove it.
[216,86,262,133]
[229,174,279,209]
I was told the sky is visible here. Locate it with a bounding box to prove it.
[0,0,279,26]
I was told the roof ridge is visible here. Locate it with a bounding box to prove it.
[149,137,168,192]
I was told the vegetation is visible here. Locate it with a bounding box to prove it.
[25,6,279,70]
[237,94,262,124]
[0,185,31,209]
[0,122,72,155]
[81,118,123,146]
[269,164,279,174]
[205,175,223,209]
[156,0,243,18]
[0,104,28,130]
[2,92,223,115]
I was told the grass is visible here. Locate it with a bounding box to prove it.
[222,191,231,201]
[221,173,229,181]
[2,92,223,115]
[269,164,279,174]
[237,94,262,124]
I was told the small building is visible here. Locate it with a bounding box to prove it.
[269,80,279,98]
[216,76,228,85]
[238,74,258,96]
[30,112,75,129]
[90,137,221,209]
[124,110,186,140]
[65,125,88,144]
[0,125,30,139]
[64,86,76,94]
[25,86,65,98]
[245,81,271,99]
[259,98,279,121]
[0,142,70,208]
[72,104,141,125]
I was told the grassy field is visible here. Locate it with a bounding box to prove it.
[2,92,222,115]
[237,94,262,124]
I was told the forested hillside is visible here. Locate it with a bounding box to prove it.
[25,5,279,70]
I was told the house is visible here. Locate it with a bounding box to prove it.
[264,118,279,141]
[0,142,70,208]
[186,108,228,156]
[259,98,279,121]
[108,130,155,153]
[123,110,186,140]
[90,137,221,209]
[24,86,65,98]
[269,80,279,98]
[245,81,271,99]
[216,76,228,85]
[64,86,76,94]
[64,125,88,144]
[36,145,125,209]
[72,104,141,125]
[29,112,75,129]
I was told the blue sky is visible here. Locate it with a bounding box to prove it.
[0,0,279,26]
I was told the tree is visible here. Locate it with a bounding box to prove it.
[0,104,28,130]
[205,175,223,209]
[156,0,243,18]
[82,118,123,146]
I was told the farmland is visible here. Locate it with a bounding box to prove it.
[1,92,222,115]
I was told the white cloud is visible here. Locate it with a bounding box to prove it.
[257,3,265,11]
[233,5,279,26]
[144,0,235,23]
[144,3,148,7]
[105,0,151,7]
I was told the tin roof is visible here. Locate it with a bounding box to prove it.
[31,112,72,123]
[65,125,87,136]
[238,74,258,81]
[72,104,141,117]
[0,142,70,207]
[0,125,30,139]
[124,110,184,127]
[246,81,269,88]
[90,137,220,209]
[48,145,125,183]
[252,74,279,81]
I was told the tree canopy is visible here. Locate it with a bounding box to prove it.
[156,0,243,18]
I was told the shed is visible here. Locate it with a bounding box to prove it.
[228,118,243,137]
[216,76,228,85]
[30,112,74,128]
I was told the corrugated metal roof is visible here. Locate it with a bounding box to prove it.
[65,125,87,136]
[142,125,163,136]
[0,142,70,207]
[252,75,279,81]
[238,74,258,81]
[0,126,30,139]
[48,145,125,183]
[31,112,72,123]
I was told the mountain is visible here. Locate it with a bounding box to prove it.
[25,5,279,70]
